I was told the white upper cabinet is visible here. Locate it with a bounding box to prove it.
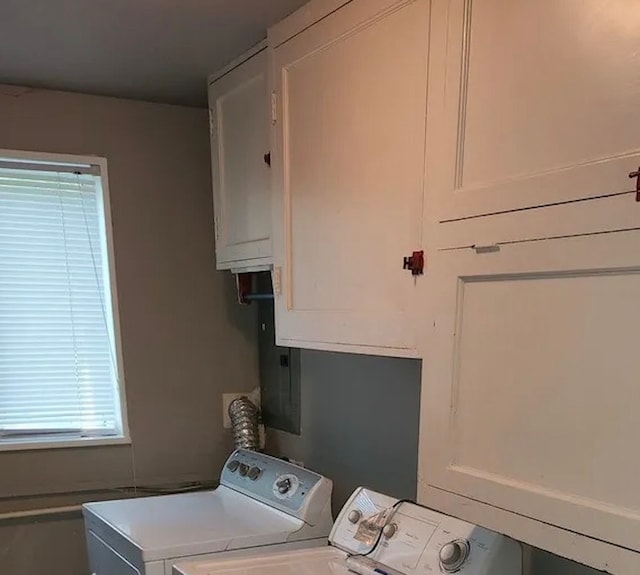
[208,45,272,270]
[418,229,640,574]
[426,0,640,223]
[268,0,429,356]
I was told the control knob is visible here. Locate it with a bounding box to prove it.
[226,460,240,472]
[439,540,470,573]
[238,463,250,477]
[382,523,398,539]
[347,509,362,524]
[248,466,262,481]
[276,477,292,494]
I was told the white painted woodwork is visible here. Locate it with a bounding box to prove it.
[419,229,640,560]
[268,0,351,48]
[435,192,640,251]
[269,0,429,355]
[208,46,272,270]
[418,484,640,575]
[426,0,640,222]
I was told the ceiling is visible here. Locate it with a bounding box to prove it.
[0,0,309,108]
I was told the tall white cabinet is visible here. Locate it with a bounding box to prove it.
[419,231,640,573]
[418,1,640,573]
[208,44,272,271]
[269,0,429,356]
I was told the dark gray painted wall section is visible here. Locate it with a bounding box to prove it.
[267,351,422,513]
[267,350,605,575]
[532,550,605,575]
[0,84,258,574]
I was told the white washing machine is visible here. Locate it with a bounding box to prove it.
[82,449,333,575]
[173,486,522,575]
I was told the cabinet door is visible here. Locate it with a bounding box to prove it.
[270,0,429,356]
[427,0,640,222]
[209,49,271,270]
[419,229,640,552]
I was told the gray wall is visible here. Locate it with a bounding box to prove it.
[532,549,605,575]
[0,84,258,574]
[267,350,605,575]
[267,351,422,514]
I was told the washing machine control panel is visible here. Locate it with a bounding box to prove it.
[330,488,521,575]
[220,449,332,524]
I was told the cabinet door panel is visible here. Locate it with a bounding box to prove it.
[209,49,271,268]
[427,0,640,221]
[271,0,428,354]
[420,230,640,551]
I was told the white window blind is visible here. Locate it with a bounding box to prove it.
[0,156,126,447]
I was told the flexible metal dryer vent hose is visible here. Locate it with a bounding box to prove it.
[228,396,261,451]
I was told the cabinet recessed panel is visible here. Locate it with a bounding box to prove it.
[284,4,425,312]
[454,272,640,511]
[428,0,640,220]
[421,231,640,552]
[463,1,640,188]
[217,75,270,246]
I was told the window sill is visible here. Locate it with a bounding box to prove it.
[0,435,131,452]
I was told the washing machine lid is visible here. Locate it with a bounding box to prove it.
[83,486,303,561]
[173,546,347,575]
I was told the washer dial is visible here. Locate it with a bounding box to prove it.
[272,473,300,499]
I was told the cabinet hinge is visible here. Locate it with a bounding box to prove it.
[272,266,282,297]
[208,109,215,137]
[271,92,278,124]
[213,215,220,243]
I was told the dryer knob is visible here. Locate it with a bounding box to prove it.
[347,509,362,524]
[439,540,470,573]
[382,523,398,539]
[238,463,250,477]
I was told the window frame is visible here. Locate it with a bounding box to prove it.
[0,148,130,451]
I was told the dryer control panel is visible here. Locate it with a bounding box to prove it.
[330,488,521,575]
[220,449,332,525]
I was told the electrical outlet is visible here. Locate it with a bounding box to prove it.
[222,393,247,429]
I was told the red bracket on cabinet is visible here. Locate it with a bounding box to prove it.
[403,250,425,276]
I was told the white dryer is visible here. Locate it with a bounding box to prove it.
[82,449,333,575]
[173,486,522,575]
